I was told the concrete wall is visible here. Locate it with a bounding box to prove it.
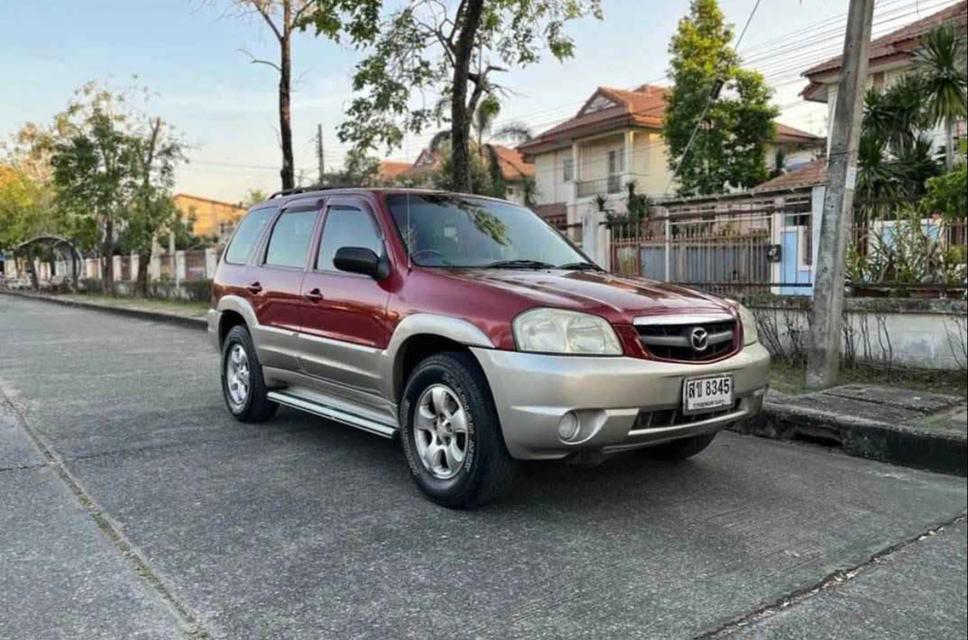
[749,297,968,371]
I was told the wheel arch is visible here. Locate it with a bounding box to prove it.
[215,295,260,348]
[385,314,496,403]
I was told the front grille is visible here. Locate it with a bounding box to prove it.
[636,320,737,362]
[632,402,739,430]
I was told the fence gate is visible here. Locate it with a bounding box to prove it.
[608,191,815,297]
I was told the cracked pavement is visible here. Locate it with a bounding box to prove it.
[1,294,966,639]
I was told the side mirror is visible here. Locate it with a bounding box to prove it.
[333,247,386,279]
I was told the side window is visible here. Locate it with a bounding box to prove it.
[264,210,318,268]
[224,208,273,264]
[316,206,383,272]
[562,158,574,182]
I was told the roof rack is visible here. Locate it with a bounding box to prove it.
[268,184,355,199]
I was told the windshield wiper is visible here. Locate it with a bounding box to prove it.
[557,261,603,272]
[484,259,557,270]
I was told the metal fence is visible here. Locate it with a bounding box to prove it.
[608,192,967,298]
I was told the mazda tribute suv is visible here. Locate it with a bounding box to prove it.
[209,188,770,508]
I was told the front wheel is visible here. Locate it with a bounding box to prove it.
[221,325,277,423]
[400,352,517,509]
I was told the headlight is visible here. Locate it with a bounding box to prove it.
[737,304,758,345]
[513,308,622,355]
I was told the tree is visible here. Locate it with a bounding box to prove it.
[663,0,778,196]
[335,147,382,186]
[243,188,269,206]
[235,0,382,191]
[50,86,135,294]
[913,25,967,171]
[124,117,184,296]
[332,0,600,193]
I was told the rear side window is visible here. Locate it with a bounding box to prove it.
[224,208,273,265]
[264,210,318,268]
[316,206,383,271]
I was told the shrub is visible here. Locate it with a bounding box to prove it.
[921,165,968,222]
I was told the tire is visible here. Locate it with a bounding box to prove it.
[221,324,277,423]
[640,432,717,461]
[399,351,517,509]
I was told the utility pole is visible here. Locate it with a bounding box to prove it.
[806,0,875,390]
[316,123,325,185]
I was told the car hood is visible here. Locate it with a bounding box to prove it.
[445,269,734,322]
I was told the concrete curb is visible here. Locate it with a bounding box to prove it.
[735,396,967,477]
[0,290,208,331]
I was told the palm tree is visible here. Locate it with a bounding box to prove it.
[428,92,534,196]
[913,25,967,170]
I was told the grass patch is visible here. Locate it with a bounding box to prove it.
[63,292,209,319]
[770,359,968,399]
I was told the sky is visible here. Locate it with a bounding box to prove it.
[1,0,959,202]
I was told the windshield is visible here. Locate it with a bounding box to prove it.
[387,194,588,268]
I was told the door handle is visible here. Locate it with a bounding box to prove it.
[304,288,324,302]
[246,281,262,294]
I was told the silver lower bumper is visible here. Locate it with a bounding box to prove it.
[471,343,771,460]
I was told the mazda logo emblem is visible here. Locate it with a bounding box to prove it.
[689,327,709,352]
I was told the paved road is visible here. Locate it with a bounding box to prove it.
[1,294,965,640]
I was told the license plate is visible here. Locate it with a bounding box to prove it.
[682,375,733,415]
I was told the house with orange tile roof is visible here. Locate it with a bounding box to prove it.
[516,83,824,259]
[395,144,535,206]
[801,1,967,153]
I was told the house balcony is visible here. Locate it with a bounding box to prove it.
[576,175,624,199]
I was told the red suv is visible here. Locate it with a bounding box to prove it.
[209,188,769,508]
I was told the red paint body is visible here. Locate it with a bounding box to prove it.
[212,189,740,362]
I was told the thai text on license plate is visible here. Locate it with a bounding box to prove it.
[683,375,733,415]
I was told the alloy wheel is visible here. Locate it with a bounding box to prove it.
[414,384,470,480]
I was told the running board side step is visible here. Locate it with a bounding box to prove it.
[267,391,397,439]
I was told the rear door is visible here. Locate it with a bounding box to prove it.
[298,197,391,398]
[251,201,322,371]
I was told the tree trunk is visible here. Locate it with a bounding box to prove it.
[279,2,295,191]
[137,251,151,297]
[101,216,115,295]
[449,0,486,193]
[944,116,955,171]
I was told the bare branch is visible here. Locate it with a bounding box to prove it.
[246,0,284,42]
[239,48,282,72]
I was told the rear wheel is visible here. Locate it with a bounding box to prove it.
[639,432,717,460]
[400,352,517,509]
[221,325,277,423]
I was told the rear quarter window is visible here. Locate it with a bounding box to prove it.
[224,208,274,265]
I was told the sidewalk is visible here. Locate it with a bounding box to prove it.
[737,384,967,476]
[0,290,207,330]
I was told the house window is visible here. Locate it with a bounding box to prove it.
[607,149,625,175]
[562,158,574,182]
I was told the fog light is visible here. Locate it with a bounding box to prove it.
[558,412,581,442]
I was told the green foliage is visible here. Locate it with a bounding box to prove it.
[430,146,500,196]
[663,0,778,196]
[243,189,269,207]
[921,165,968,221]
[336,0,600,189]
[846,206,966,289]
[606,181,650,238]
[335,147,383,186]
[912,25,967,127]
[0,165,57,251]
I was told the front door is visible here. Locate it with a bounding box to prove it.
[298,198,391,399]
[251,204,321,371]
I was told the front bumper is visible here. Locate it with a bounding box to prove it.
[471,343,770,460]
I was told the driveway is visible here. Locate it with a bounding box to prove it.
[1,294,965,639]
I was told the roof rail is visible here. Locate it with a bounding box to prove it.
[268,184,355,199]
